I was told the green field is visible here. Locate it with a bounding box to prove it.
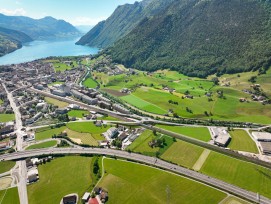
[157,125,211,142]
[53,60,79,72]
[0,161,15,174]
[83,77,98,88]
[68,110,89,118]
[0,114,15,122]
[127,130,174,156]
[98,158,226,204]
[161,140,204,168]
[221,196,251,204]
[66,122,109,140]
[98,69,271,124]
[121,94,167,115]
[0,188,19,204]
[35,124,100,146]
[45,97,68,108]
[26,140,57,150]
[201,152,271,199]
[28,156,93,204]
[35,126,66,141]
[228,130,258,153]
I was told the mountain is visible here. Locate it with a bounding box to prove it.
[76,0,176,47]
[0,27,33,56]
[109,0,271,78]
[0,14,80,40]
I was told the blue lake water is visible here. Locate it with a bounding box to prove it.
[0,38,99,65]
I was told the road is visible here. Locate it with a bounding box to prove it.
[3,83,29,204]
[0,148,270,204]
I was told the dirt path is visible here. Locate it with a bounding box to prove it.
[192,149,211,171]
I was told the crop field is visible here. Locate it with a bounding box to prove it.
[201,152,271,199]
[26,140,57,150]
[28,156,93,204]
[0,188,19,204]
[228,130,258,153]
[83,77,98,88]
[0,114,15,122]
[121,94,167,115]
[0,161,15,174]
[157,125,211,142]
[98,158,226,204]
[44,97,68,108]
[66,122,108,140]
[127,130,174,156]
[67,110,89,118]
[161,140,204,168]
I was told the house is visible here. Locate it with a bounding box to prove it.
[99,190,108,203]
[112,104,130,114]
[82,192,90,203]
[239,98,247,102]
[0,125,14,135]
[103,127,118,139]
[56,108,68,114]
[0,141,9,150]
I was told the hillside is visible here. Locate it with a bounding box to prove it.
[0,27,32,43]
[0,34,21,56]
[109,0,271,78]
[0,14,80,40]
[76,0,175,47]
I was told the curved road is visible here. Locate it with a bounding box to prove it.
[0,148,270,204]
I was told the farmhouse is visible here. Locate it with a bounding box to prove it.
[210,128,231,147]
[252,132,271,142]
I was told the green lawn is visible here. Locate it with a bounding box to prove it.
[161,140,204,168]
[98,158,226,204]
[83,77,98,88]
[0,161,15,174]
[45,97,68,108]
[201,152,271,199]
[0,188,19,204]
[0,114,15,122]
[127,130,174,156]
[26,140,57,150]
[228,130,258,153]
[66,122,109,140]
[221,196,251,204]
[53,61,78,72]
[157,125,211,142]
[68,110,89,118]
[28,156,93,204]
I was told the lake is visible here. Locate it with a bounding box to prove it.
[0,38,99,65]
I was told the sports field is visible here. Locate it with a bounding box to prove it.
[228,130,258,153]
[0,161,15,174]
[26,140,57,150]
[98,158,226,204]
[0,187,19,204]
[0,114,15,122]
[45,97,68,108]
[161,140,204,168]
[127,130,174,156]
[201,152,271,199]
[157,125,211,142]
[28,156,93,204]
[67,110,89,118]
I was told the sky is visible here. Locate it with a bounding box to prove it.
[0,0,138,26]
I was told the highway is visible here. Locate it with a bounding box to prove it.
[1,148,270,204]
[3,83,29,204]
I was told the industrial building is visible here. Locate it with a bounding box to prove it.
[252,132,271,142]
[210,127,231,147]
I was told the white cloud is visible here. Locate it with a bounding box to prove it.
[70,16,107,26]
[0,8,26,16]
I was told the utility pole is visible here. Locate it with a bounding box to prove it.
[166,185,170,204]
